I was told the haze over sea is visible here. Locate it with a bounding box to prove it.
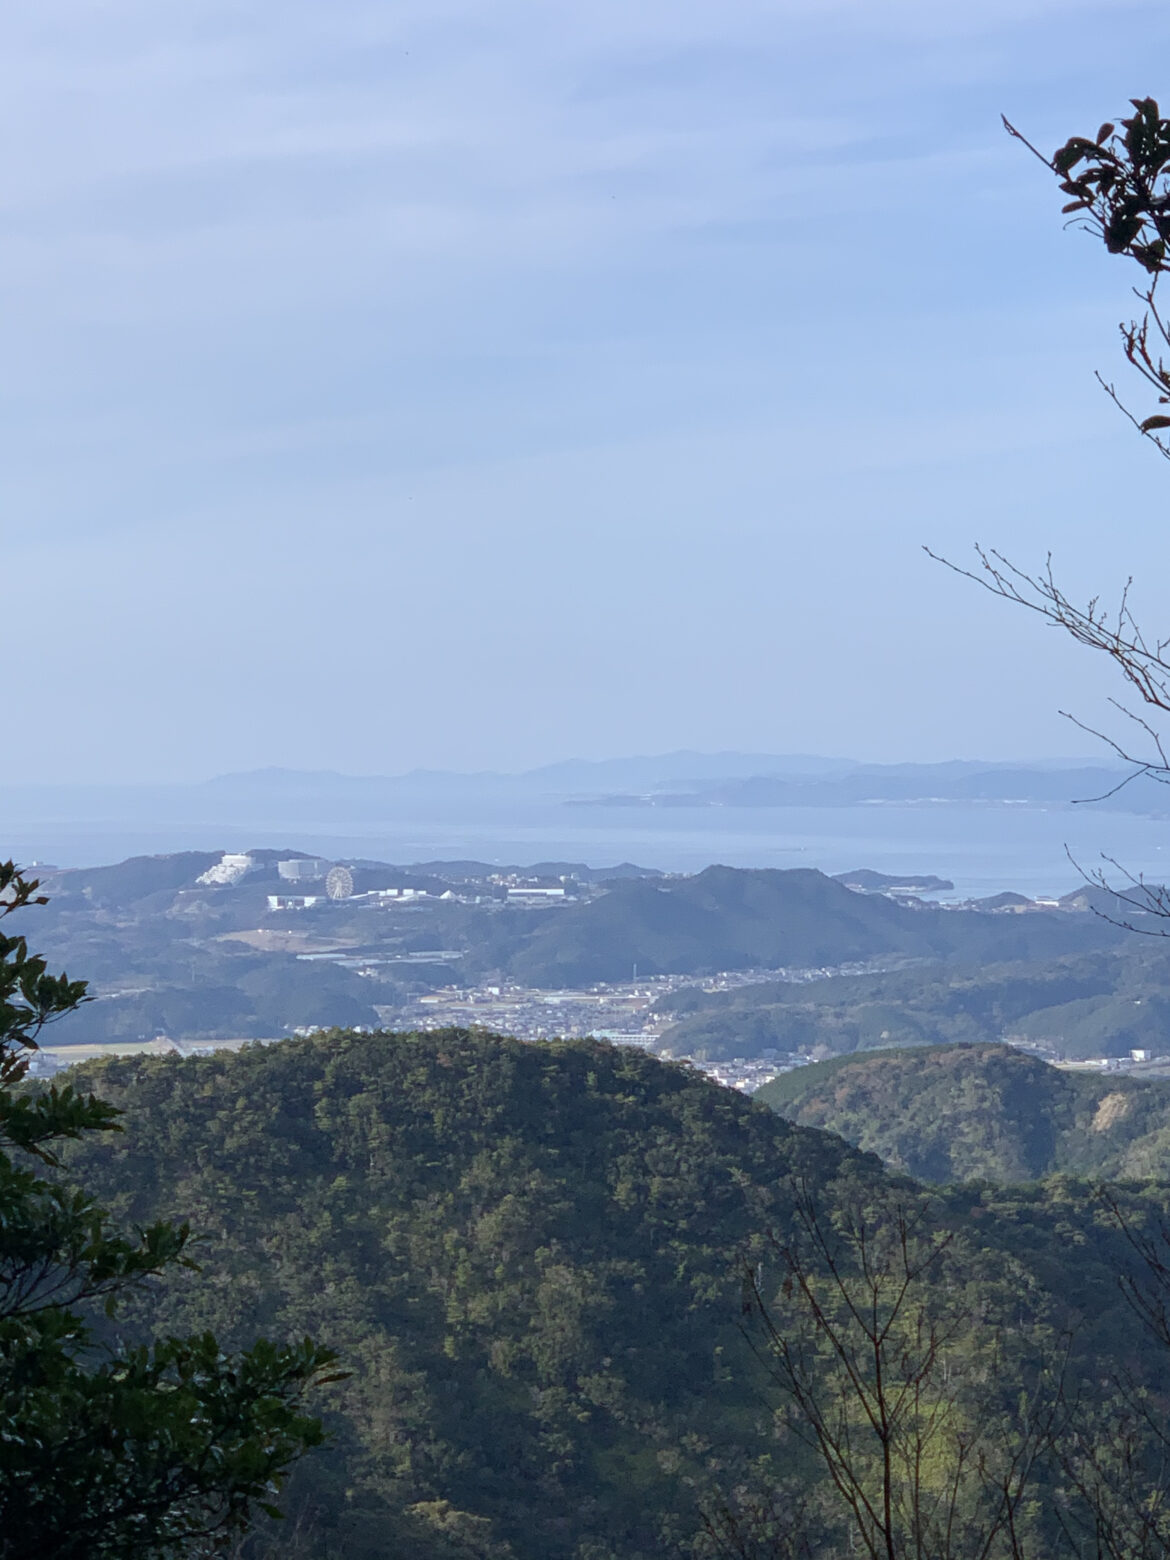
[11,794,1170,903]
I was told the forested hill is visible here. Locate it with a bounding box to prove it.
[59,1029,1170,1558]
[653,946,1170,1062]
[504,867,1120,985]
[67,1030,866,1560]
[757,1042,1170,1182]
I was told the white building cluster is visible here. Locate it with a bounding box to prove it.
[196,853,258,887]
[277,858,330,882]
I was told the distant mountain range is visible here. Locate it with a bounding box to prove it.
[155,753,1161,810]
[5,751,859,810]
[4,751,1137,804]
[2,752,1152,820]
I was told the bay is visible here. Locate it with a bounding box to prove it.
[6,796,1170,901]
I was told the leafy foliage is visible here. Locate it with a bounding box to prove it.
[1048,101,1170,269]
[1007,97,1170,457]
[0,861,336,1559]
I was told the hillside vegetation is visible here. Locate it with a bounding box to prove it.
[57,1028,1170,1558]
[503,867,1121,986]
[657,945,1170,1061]
[757,1042,1170,1182]
[67,1030,864,1560]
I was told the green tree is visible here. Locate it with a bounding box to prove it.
[0,860,339,1559]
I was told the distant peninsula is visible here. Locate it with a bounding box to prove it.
[832,868,954,894]
[564,760,1164,815]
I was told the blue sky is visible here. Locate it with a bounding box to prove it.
[6,0,1170,781]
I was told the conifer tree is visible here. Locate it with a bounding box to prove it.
[0,861,339,1559]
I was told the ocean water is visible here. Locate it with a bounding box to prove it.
[7,798,1170,901]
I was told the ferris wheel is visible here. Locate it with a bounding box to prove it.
[325,865,355,900]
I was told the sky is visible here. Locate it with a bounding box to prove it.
[6,0,1170,782]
